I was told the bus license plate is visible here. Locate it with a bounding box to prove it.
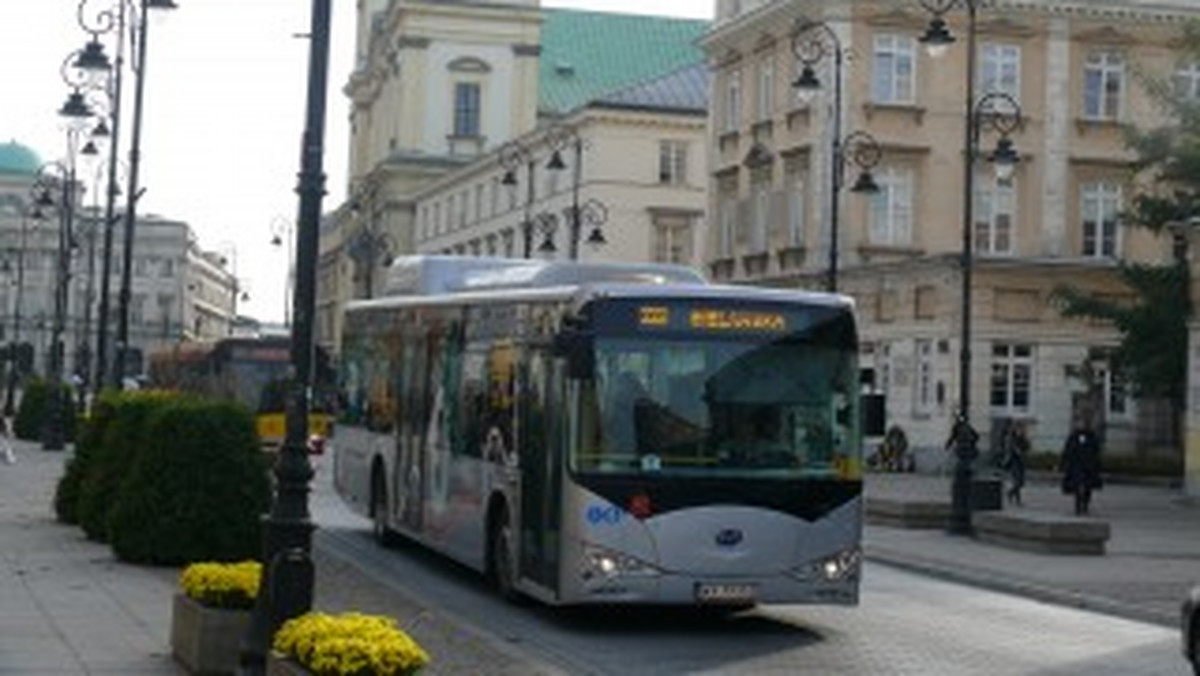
[695,583,756,604]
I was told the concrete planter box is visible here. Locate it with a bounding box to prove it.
[266,652,309,676]
[170,593,252,675]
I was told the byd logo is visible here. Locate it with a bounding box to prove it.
[586,504,623,525]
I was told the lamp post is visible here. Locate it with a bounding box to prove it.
[270,216,295,328]
[498,140,536,258]
[218,245,250,336]
[3,208,33,419]
[241,0,331,671]
[545,123,607,260]
[791,19,883,293]
[347,220,395,299]
[71,0,177,389]
[114,0,176,387]
[535,200,608,256]
[918,0,1023,534]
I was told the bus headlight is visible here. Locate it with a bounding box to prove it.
[785,547,861,582]
[581,545,660,581]
[815,547,860,581]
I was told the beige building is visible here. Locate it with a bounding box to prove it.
[700,0,1200,457]
[316,1,710,355]
[0,140,239,383]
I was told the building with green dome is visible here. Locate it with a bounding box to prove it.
[0,137,241,387]
[0,140,43,177]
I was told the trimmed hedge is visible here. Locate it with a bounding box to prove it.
[77,391,177,541]
[14,378,77,442]
[108,398,271,565]
[53,390,121,525]
[14,378,49,441]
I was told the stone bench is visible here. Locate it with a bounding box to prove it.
[866,498,951,529]
[972,511,1110,555]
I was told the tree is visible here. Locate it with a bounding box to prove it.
[1052,23,1200,447]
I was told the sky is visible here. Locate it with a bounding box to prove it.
[0,1,713,325]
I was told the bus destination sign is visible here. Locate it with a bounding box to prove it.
[636,305,788,332]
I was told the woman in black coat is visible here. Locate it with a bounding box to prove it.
[1060,417,1102,515]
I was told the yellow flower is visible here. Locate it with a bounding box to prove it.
[179,560,261,610]
[273,611,431,675]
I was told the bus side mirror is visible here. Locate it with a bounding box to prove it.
[861,393,885,437]
[553,330,594,380]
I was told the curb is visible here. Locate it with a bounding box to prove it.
[863,545,1177,629]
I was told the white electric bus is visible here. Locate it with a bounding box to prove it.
[333,256,873,608]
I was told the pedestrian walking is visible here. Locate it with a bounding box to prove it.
[1000,420,1029,506]
[1060,415,1102,515]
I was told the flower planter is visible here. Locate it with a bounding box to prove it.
[169,592,252,675]
[266,652,309,676]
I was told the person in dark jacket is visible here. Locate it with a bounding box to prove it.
[1001,420,1029,506]
[1060,415,1102,515]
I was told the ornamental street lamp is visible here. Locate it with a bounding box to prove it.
[71,0,177,389]
[270,216,295,328]
[536,199,609,256]
[791,19,882,293]
[545,122,606,260]
[498,140,536,258]
[919,0,1023,534]
[3,208,34,419]
[241,0,331,670]
[346,222,395,299]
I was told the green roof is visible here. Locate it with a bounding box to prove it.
[539,9,709,115]
[0,140,42,177]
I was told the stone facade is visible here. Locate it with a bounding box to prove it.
[0,168,238,384]
[700,0,1200,456]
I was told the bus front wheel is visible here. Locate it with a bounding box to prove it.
[489,512,519,602]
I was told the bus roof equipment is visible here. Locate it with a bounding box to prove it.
[382,255,708,297]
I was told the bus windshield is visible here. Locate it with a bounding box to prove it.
[574,330,860,480]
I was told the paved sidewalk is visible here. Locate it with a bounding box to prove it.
[3,436,1197,673]
[865,470,1200,628]
[0,439,552,675]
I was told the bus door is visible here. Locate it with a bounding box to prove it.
[518,349,562,591]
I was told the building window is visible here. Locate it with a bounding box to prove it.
[501,229,515,257]
[1081,181,1121,258]
[915,339,934,415]
[653,214,693,264]
[786,165,805,247]
[979,43,1021,101]
[1083,50,1123,120]
[990,343,1033,414]
[871,35,915,104]
[460,190,469,228]
[659,141,688,185]
[974,173,1015,255]
[475,184,484,221]
[725,69,742,133]
[749,173,770,254]
[453,82,482,137]
[718,193,736,259]
[1175,60,1200,100]
[161,258,175,277]
[868,166,913,246]
[131,293,147,325]
[1099,363,1131,419]
[756,55,774,121]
